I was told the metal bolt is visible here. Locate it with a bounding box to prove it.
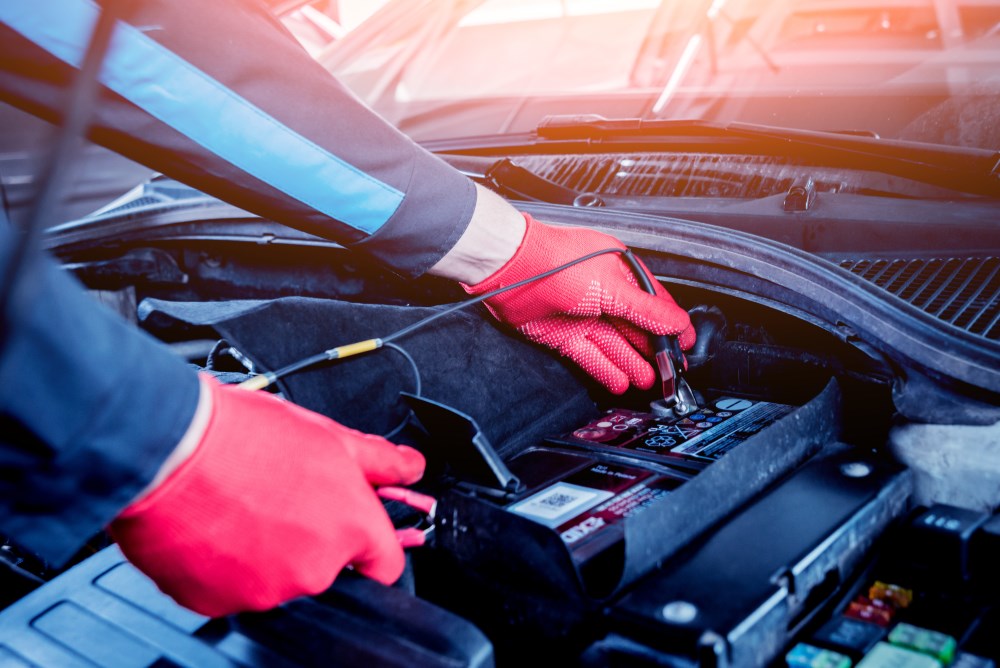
[661,601,698,623]
[573,193,604,208]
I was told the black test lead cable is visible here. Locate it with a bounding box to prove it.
[0,1,125,350]
[238,246,687,403]
[379,341,422,440]
[238,246,627,391]
[622,249,697,415]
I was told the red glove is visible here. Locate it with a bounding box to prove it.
[463,214,694,394]
[109,375,424,617]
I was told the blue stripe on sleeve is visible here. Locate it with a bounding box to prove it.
[1,0,403,235]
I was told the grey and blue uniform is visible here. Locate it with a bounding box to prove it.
[0,0,477,564]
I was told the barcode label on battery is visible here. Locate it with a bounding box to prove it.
[507,483,613,527]
[539,492,579,509]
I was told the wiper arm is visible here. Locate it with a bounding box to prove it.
[537,116,1000,198]
[482,158,603,207]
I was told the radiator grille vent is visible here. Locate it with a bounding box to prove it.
[839,257,1000,340]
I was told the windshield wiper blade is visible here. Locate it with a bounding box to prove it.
[537,116,1000,198]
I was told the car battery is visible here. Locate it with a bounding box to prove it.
[407,378,843,616]
[501,396,795,586]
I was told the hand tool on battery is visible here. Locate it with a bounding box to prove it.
[622,249,698,416]
[378,486,437,548]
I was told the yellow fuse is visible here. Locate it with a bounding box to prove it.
[869,581,913,609]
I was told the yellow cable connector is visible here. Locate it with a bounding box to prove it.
[237,374,274,391]
[235,338,382,391]
[328,338,381,359]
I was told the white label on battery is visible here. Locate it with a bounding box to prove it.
[507,483,613,528]
[670,400,792,458]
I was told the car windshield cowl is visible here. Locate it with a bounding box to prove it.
[525,116,1000,198]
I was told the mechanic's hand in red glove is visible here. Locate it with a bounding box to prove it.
[463,213,694,394]
[109,374,425,617]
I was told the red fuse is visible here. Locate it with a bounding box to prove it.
[845,597,895,627]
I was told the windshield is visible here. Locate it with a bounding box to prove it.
[317,0,1000,149]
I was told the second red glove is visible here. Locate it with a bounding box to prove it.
[109,375,425,617]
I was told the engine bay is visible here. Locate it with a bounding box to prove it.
[0,202,996,666]
[1,149,996,665]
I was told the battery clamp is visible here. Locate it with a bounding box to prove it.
[401,393,524,499]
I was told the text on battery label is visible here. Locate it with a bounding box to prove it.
[670,401,793,459]
[561,517,606,544]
